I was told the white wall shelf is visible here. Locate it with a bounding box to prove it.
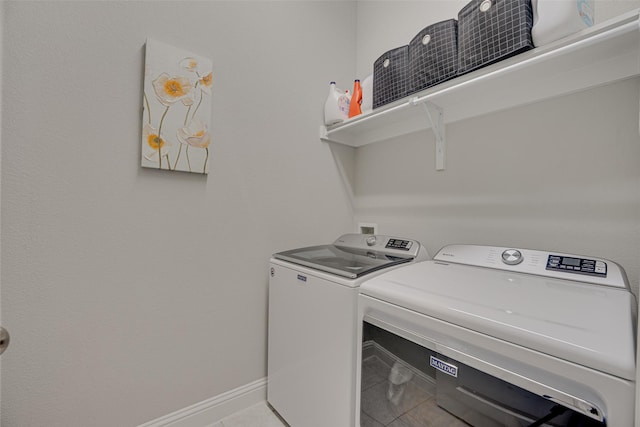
[321,10,640,170]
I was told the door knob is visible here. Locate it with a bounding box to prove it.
[0,327,10,355]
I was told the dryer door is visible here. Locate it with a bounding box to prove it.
[359,321,607,427]
[432,352,604,427]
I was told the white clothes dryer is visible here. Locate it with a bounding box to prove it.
[356,245,636,427]
[267,234,429,427]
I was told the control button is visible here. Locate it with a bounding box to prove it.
[595,261,606,268]
[595,266,606,274]
[502,249,523,266]
[366,236,377,247]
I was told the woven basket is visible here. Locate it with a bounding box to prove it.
[373,45,409,109]
[409,19,459,94]
[458,0,533,75]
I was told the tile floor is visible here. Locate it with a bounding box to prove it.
[217,355,468,427]
[212,401,287,427]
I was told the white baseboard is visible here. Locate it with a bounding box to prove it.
[137,377,267,427]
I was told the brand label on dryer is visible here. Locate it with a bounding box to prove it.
[430,356,458,377]
[297,274,307,282]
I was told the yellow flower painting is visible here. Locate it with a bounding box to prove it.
[142,39,213,174]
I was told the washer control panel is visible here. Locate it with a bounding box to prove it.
[332,234,428,261]
[385,239,413,251]
[546,255,607,277]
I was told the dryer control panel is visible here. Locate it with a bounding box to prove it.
[546,255,607,277]
[434,245,628,289]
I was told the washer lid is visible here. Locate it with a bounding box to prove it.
[360,259,637,380]
[273,234,425,279]
[274,244,412,279]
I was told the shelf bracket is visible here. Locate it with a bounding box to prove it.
[319,125,329,141]
[413,98,446,171]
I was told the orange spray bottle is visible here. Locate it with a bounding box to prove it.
[348,79,362,118]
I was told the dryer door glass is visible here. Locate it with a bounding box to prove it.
[360,322,606,427]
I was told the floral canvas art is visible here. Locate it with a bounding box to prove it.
[142,39,213,174]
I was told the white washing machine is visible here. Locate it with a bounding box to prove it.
[267,234,429,427]
[356,245,637,426]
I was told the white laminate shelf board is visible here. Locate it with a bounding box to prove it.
[321,10,640,148]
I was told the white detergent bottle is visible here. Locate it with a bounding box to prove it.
[532,0,595,47]
[324,82,347,126]
[361,74,373,114]
[338,90,350,120]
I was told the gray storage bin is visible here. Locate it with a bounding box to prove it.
[409,19,458,94]
[458,0,534,75]
[373,45,409,109]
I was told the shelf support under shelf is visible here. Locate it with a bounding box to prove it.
[413,98,446,171]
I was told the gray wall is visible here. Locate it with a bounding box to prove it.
[1,2,355,426]
[2,1,639,426]
[353,79,640,290]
